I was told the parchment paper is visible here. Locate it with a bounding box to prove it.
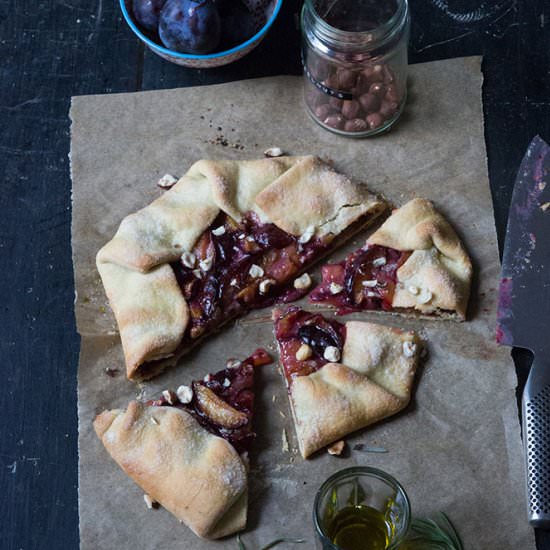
[71,57,535,549]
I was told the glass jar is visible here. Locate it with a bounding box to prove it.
[313,466,411,549]
[301,0,410,137]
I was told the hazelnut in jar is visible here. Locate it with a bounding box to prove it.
[302,0,410,137]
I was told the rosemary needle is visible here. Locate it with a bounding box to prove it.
[260,538,306,550]
[236,535,305,550]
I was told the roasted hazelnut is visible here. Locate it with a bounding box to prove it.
[366,112,384,130]
[327,440,346,456]
[379,100,399,119]
[344,118,368,132]
[362,64,384,84]
[359,92,381,113]
[341,99,360,120]
[329,96,344,109]
[354,73,371,95]
[336,68,357,90]
[324,114,345,130]
[369,82,386,97]
[371,64,385,81]
[385,84,398,103]
[324,74,339,89]
[314,103,333,120]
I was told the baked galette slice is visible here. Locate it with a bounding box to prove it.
[273,307,421,458]
[97,155,387,381]
[93,349,271,539]
[309,198,472,319]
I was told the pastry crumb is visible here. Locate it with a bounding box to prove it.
[298,226,315,244]
[279,410,286,418]
[328,440,346,456]
[418,288,432,304]
[282,429,290,452]
[143,494,158,509]
[162,390,177,405]
[181,251,196,268]
[402,341,417,357]
[541,202,550,212]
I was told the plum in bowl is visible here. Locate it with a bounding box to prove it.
[120,0,282,68]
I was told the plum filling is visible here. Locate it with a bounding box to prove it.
[309,244,410,314]
[273,307,346,382]
[171,211,330,342]
[148,348,272,454]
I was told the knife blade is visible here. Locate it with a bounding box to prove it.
[496,135,550,528]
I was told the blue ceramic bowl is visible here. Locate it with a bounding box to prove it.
[120,0,283,68]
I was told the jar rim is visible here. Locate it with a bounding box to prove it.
[303,0,408,50]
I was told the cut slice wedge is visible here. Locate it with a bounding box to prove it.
[273,307,421,458]
[93,349,271,539]
[309,198,472,319]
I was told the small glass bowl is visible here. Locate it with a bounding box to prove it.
[119,0,283,68]
[313,466,411,550]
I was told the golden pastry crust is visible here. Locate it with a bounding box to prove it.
[287,321,421,458]
[94,401,248,539]
[367,198,472,319]
[97,156,386,380]
[255,156,384,238]
[96,262,188,379]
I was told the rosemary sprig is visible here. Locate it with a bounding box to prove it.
[236,534,305,550]
[403,512,463,550]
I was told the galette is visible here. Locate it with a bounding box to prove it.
[97,155,387,380]
[94,349,271,539]
[309,198,472,319]
[273,306,422,458]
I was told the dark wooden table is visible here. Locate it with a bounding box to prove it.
[1,0,549,548]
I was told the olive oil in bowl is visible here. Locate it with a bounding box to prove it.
[327,504,394,550]
[313,467,411,550]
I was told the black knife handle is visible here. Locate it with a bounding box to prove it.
[523,360,550,528]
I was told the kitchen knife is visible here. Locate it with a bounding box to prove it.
[497,135,550,528]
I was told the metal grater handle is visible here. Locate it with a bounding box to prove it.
[523,359,550,528]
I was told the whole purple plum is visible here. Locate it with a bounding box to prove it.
[159,0,221,54]
[133,0,166,31]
